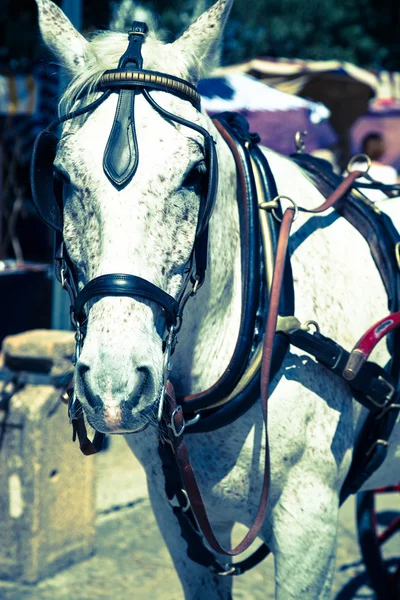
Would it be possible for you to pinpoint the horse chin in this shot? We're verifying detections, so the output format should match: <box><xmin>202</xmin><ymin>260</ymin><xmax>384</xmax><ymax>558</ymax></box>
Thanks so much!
<box><xmin>84</xmin><ymin>403</ymin><xmax>158</xmax><ymax>435</ymax></box>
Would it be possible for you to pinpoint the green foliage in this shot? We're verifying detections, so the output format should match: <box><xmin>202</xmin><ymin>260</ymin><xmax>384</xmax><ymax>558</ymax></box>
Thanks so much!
<box><xmin>144</xmin><ymin>0</ymin><xmax>399</xmax><ymax>70</ymax></box>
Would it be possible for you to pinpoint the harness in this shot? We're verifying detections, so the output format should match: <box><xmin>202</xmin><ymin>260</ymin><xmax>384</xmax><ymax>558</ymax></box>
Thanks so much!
<box><xmin>30</xmin><ymin>22</ymin><xmax>400</xmax><ymax>577</ymax></box>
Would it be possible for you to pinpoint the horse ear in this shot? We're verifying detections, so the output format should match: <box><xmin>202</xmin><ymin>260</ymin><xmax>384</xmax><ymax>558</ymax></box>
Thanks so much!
<box><xmin>35</xmin><ymin>0</ymin><xmax>89</xmax><ymax>74</ymax></box>
<box><xmin>172</xmin><ymin>0</ymin><xmax>234</xmax><ymax>84</ymax></box>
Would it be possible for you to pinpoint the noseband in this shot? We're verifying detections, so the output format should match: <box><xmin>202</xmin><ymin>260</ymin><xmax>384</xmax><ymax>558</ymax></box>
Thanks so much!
<box><xmin>31</xmin><ymin>21</ymin><xmax>219</xmax><ymax>419</ymax></box>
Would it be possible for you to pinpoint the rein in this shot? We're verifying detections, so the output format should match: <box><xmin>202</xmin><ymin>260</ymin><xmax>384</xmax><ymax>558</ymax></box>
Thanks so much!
<box><xmin>160</xmin><ymin>141</ymin><xmax>369</xmax><ymax>558</ymax></box>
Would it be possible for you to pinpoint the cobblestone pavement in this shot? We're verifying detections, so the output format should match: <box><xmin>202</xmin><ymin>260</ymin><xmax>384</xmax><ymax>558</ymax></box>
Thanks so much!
<box><xmin>0</xmin><ymin>437</ymin><xmax>398</xmax><ymax>600</ymax></box>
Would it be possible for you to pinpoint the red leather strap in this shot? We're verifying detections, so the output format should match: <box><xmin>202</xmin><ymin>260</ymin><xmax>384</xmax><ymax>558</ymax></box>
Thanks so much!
<box><xmin>164</xmin><ymin>208</ymin><xmax>296</xmax><ymax>556</ymax></box>
<box><xmin>301</xmin><ymin>170</ymin><xmax>362</xmax><ymax>214</ymax></box>
<box><xmin>163</xmin><ymin>169</ymin><xmax>359</xmax><ymax>555</ymax></box>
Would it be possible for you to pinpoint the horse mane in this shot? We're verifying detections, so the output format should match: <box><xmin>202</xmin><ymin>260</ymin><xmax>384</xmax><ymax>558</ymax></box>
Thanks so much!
<box><xmin>59</xmin><ymin>30</ymin><xmax>166</xmax><ymax>115</ymax></box>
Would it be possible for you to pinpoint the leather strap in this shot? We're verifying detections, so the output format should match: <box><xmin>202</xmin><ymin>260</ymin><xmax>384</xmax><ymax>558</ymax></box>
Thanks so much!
<box><xmin>142</xmin><ymin>90</ymin><xmax>218</xmax><ymax>238</ymax></box>
<box><xmin>100</xmin><ymin>69</ymin><xmax>201</xmax><ymax>110</ymax></box>
<box><xmin>299</xmin><ymin>170</ymin><xmax>363</xmax><ymax>214</ymax></box>
<box><xmin>180</xmin><ymin>116</ymin><xmax>261</xmax><ymax>410</ymax></box>
<box><xmin>73</xmin><ymin>273</ymin><xmax>179</xmax><ymax>326</ymax></box>
<box><xmin>163</xmin><ymin>171</ymin><xmax>359</xmax><ymax>555</ymax></box>
<box><xmin>164</xmin><ymin>209</ymin><xmax>296</xmax><ymax>556</ymax></box>
<box><xmin>103</xmin><ymin>87</ymin><xmax>139</xmax><ymax>189</ymax></box>
<box><xmin>103</xmin><ymin>22</ymin><xmax>148</xmax><ymax>189</ymax></box>
<box><xmin>186</xmin><ymin>143</ymin><xmax>294</xmax><ymax>432</ymax></box>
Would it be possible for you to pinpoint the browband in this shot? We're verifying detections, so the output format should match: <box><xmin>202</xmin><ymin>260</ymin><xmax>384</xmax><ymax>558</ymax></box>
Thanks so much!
<box><xmin>99</xmin><ymin>70</ymin><xmax>201</xmax><ymax>110</ymax></box>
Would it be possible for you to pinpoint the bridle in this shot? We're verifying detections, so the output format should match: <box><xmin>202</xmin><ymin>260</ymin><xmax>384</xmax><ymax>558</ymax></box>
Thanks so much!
<box><xmin>31</xmin><ymin>21</ymin><xmax>218</xmax><ymax>422</ymax></box>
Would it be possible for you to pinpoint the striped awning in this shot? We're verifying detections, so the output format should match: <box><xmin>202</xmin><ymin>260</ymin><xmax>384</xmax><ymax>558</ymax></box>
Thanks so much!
<box><xmin>214</xmin><ymin>57</ymin><xmax>379</xmax><ymax>98</ymax></box>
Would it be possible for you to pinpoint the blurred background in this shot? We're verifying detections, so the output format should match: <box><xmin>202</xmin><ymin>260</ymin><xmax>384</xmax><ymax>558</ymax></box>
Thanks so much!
<box><xmin>0</xmin><ymin>0</ymin><xmax>399</xmax><ymax>340</ymax></box>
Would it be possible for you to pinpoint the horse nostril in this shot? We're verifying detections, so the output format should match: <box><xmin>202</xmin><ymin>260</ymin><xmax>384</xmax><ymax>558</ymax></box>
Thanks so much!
<box><xmin>124</xmin><ymin>366</ymin><xmax>151</xmax><ymax>411</ymax></box>
<box><xmin>76</xmin><ymin>362</ymin><xmax>100</xmax><ymax>410</ymax></box>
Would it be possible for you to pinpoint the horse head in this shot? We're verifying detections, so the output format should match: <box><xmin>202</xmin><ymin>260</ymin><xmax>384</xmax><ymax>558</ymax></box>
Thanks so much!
<box><xmin>35</xmin><ymin>0</ymin><xmax>234</xmax><ymax>433</ymax></box>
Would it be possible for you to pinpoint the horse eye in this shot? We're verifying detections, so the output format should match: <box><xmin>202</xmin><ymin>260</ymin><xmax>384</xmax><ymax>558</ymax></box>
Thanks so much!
<box><xmin>182</xmin><ymin>162</ymin><xmax>206</xmax><ymax>191</ymax></box>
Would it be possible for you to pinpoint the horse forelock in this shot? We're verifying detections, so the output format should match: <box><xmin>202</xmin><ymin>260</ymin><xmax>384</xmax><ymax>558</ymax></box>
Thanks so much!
<box><xmin>59</xmin><ymin>30</ymin><xmax>198</xmax><ymax>116</ymax></box>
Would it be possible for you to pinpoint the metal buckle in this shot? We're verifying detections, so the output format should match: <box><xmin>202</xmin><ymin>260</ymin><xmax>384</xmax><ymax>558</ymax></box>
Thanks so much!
<box><xmin>167</xmin><ymin>406</ymin><xmax>201</xmax><ymax>437</ymax></box>
<box><xmin>168</xmin><ymin>489</ymin><xmax>191</xmax><ymax>512</ymax></box>
<box><xmin>168</xmin><ymin>405</ymin><xmax>185</xmax><ymax>437</ymax></box>
<box><xmin>367</xmin><ymin>376</ymin><xmax>395</xmax><ymax>410</ymax></box>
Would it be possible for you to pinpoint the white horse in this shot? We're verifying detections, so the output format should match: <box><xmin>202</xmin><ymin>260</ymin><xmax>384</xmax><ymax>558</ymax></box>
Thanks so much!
<box><xmin>36</xmin><ymin>0</ymin><xmax>399</xmax><ymax>598</ymax></box>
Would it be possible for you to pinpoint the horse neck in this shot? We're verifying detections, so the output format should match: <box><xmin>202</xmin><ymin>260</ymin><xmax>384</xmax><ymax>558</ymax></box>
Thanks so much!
<box><xmin>172</xmin><ymin>126</ymin><xmax>242</xmax><ymax>394</ymax></box>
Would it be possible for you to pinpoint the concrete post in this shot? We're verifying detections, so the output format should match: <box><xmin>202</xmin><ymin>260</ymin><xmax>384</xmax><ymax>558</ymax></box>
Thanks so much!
<box><xmin>0</xmin><ymin>330</ymin><xmax>95</xmax><ymax>583</ymax></box>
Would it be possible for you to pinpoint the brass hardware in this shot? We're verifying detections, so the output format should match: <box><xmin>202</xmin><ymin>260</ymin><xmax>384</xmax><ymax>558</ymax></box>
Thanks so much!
<box><xmin>343</xmin><ymin>349</ymin><xmax>366</xmax><ymax>381</ymax></box>
<box><xmin>347</xmin><ymin>153</ymin><xmax>371</xmax><ymax>177</ymax></box>
<box><xmin>271</xmin><ymin>196</ymin><xmax>299</xmax><ymax>222</ymax></box>
<box><xmin>295</xmin><ymin>131</ymin><xmax>308</xmax><ymax>153</ymax></box>
<box><xmin>128</xmin><ymin>30</ymin><xmax>147</xmax><ymax>37</ymax></box>
<box><xmin>192</xmin><ymin>279</ymin><xmax>200</xmax><ymax>295</ymax></box>
<box><xmin>276</xmin><ymin>316</ymin><xmax>302</xmax><ymax>334</ymax></box>
<box><xmin>373</xmin><ymin>204</ymin><xmax>382</xmax><ymax>215</ymax></box>
<box><xmin>396</xmin><ymin>242</ymin><xmax>400</xmax><ymax>270</ymax></box>
<box><xmin>259</xmin><ymin>201</ymin><xmax>279</xmax><ymax>211</ymax></box>
<box><xmin>219</xmin><ymin>566</ymin><xmax>237</xmax><ymax>576</ymax></box>
<box><xmin>99</xmin><ymin>72</ymin><xmax>201</xmax><ymax>106</ymax></box>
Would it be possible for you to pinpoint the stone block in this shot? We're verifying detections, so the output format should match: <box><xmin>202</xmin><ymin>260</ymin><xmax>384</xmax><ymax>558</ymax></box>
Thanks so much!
<box><xmin>0</xmin><ymin>330</ymin><xmax>95</xmax><ymax>583</ymax></box>
<box><xmin>3</xmin><ymin>330</ymin><xmax>75</xmax><ymax>377</ymax></box>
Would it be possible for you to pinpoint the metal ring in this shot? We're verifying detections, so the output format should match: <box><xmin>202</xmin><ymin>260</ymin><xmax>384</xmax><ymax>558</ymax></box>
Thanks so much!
<box><xmin>167</xmin><ymin>405</ymin><xmax>186</xmax><ymax>438</ymax></box>
<box><xmin>271</xmin><ymin>196</ymin><xmax>299</xmax><ymax>222</ymax></box>
<box><xmin>302</xmin><ymin>320</ymin><xmax>320</xmax><ymax>334</ymax></box>
<box><xmin>347</xmin><ymin>154</ymin><xmax>372</xmax><ymax>176</ymax></box>
<box><xmin>168</xmin><ymin>489</ymin><xmax>191</xmax><ymax>512</ymax></box>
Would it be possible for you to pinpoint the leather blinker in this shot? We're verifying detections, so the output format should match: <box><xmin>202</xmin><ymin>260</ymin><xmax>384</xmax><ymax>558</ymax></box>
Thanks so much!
<box><xmin>103</xmin><ymin>22</ymin><xmax>149</xmax><ymax>190</ymax></box>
